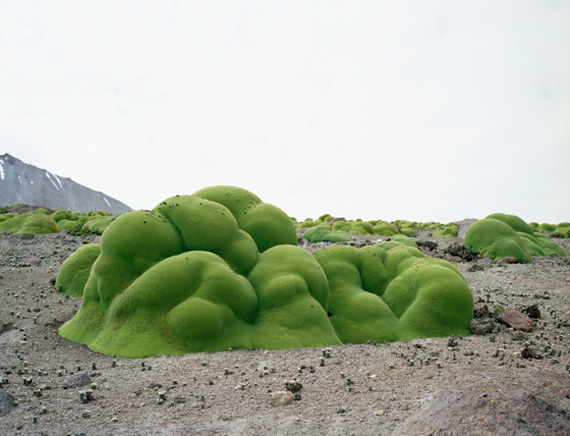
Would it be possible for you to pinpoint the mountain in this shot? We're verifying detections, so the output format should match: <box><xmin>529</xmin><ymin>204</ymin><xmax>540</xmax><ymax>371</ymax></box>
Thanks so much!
<box><xmin>0</xmin><ymin>153</ymin><xmax>132</xmax><ymax>214</ymax></box>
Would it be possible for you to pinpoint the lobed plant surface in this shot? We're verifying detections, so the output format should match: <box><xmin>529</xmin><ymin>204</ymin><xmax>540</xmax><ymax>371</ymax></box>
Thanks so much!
<box><xmin>55</xmin><ymin>186</ymin><xmax>474</xmax><ymax>357</ymax></box>
<box><xmin>464</xmin><ymin>213</ymin><xmax>567</xmax><ymax>263</ymax></box>
<box><xmin>0</xmin><ymin>206</ymin><xmax>118</xmax><ymax>236</ymax></box>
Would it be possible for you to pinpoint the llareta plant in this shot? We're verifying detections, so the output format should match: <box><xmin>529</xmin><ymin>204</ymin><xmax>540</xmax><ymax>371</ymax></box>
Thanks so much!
<box><xmin>464</xmin><ymin>213</ymin><xmax>567</xmax><ymax>263</ymax></box>
<box><xmin>56</xmin><ymin>186</ymin><xmax>473</xmax><ymax>357</ymax></box>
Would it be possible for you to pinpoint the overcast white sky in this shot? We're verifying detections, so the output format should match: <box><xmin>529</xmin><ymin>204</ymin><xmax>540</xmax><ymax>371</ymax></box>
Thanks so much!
<box><xmin>1</xmin><ymin>1</ymin><xmax>569</xmax><ymax>223</ymax></box>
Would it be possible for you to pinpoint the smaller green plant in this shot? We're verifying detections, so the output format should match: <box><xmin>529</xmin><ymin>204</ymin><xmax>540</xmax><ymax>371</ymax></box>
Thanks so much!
<box><xmin>493</xmin><ymin>305</ymin><xmax>505</xmax><ymax>315</ymax></box>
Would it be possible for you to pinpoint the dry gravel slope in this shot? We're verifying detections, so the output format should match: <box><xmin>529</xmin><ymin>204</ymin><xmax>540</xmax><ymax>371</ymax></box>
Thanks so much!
<box><xmin>0</xmin><ymin>229</ymin><xmax>569</xmax><ymax>436</ymax></box>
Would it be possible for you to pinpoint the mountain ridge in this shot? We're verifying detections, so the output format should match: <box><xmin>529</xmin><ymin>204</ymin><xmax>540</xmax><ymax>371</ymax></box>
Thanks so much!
<box><xmin>0</xmin><ymin>153</ymin><xmax>131</xmax><ymax>214</ymax></box>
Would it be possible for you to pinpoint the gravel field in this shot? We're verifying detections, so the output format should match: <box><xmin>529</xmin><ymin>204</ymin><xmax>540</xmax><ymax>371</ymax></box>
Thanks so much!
<box><xmin>1</xmin><ymin>229</ymin><xmax>569</xmax><ymax>435</ymax></box>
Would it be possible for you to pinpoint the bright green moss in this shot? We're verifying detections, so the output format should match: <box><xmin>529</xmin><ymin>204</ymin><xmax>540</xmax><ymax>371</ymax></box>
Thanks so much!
<box><xmin>314</xmin><ymin>243</ymin><xmax>473</xmax><ymax>344</ymax></box>
<box><xmin>552</xmin><ymin>227</ymin><xmax>570</xmax><ymax>238</ymax></box>
<box><xmin>57</xmin><ymin>186</ymin><xmax>475</xmax><ymax>357</ymax></box>
<box><xmin>433</xmin><ymin>223</ymin><xmax>459</xmax><ymax>238</ymax></box>
<box><xmin>376</xmin><ymin>235</ymin><xmax>418</xmax><ymax>251</ymax></box>
<box><xmin>296</xmin><ymin>218</ymin><xmax>320</xmax><ymax>229</ymax></box>
<box><xmin>348</xmin><ymin>221</ymin><xmax>374</xmax><ymax>235</ymax></box>
<box><xmin>0</xmin><ymin>213</ymin><xmax>15</xmax><ymax>223</ymax></box>
<box><xmin>486</xmin><ymin>213</ymin><xmax>534</xmax><ymax>235</ymax></box>
<box><xmin>414</xmin><ymin>221</ymin><xmax>444</xmax><ymax>230</ymax></box>
<box><xmin>399</xmin><ymin>227</ymin><xmax>416</xmax><ymax>237</ymax></box>
<box><xmin>80</xmin><ymin>215</ymin><xmax>115</xmax><ymax>235</ymax></box>
<box><xmin>537</xmin><ymin>223</ymin><xmax>556</xmax><ymax>233</ymax></box>
<box><xmin>318</xmin><ymin>214</ymin><xmax>334</xmax><ymax>223</ymax></box>
<box><xmin>58</xmin><ymin>186</ymin><xmax>318</xmax><ymax>356</ymax></box>
<box><xmin>332</xmin><ymin>221</ymin><xmax>351</xmax><ymax>232</ymax></box>
<box><xmin>51</xmin><ymin>209</ymin><xmax>78</xmax><ymax>222</ymax></box>
<box><xmin>55</xmin><ymin>244</ymin><xmax>101</xmax><ymax>297</ymax></box>
<box><xmin>464</xmin><ymin>214</ymin><xmax>567</xmax><ymax>262</ymax></box>
<box><xmin>0</xmin><ymin>211</ymin><xmax>59</xmax><ymax>234</ymax></box>
<box><xmin>302</xmin><ymin>225</ymin><xmax>351</xmax><ymax>243</ymax></box>
<box><xmin>193</xmin><ymin>186</ymin><xmax>297</xmax><ymax>252</ymax></box>
<box><xmin>372</xmin><ymin>222</ymin><xmax>399</xmax><ymax>236</ymax></box>
<box><xmin>57</xmin><ymin>219</ymin><xmax>80</xmax><ymax>232</ymax></box>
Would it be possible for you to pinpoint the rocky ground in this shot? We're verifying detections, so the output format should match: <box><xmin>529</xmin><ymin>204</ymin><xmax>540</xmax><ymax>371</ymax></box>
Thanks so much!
<box><xmin>0</xmin><ymin>227</ymin><xmax>569</xmax><ymax>435</ymax></box>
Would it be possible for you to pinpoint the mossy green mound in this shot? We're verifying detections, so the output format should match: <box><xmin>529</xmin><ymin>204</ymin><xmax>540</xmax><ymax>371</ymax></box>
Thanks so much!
<box><xmin>55</xmin><ymin>244</ymin><xmax>102</xmax><ymax>297</ymax></box>
<box><xmin>371</xmin><ymin>222</ymin><xmax>399</xmax><ymax>236</ymax></box>
<box><xmin>0</xmin><ymin>209</ymin><xmax>59</xmax><ymax>234</ymax></box>
<box><xmin>552</xmin><ymin>225</ymin><xmax>570</xmax><ymax>239</ymax></box>
<box><xmin>0</xmin><ymin>207</ymin><xmax>117</xmax><ymax>236</ymax></box>
<box><xmin>314</xmin><ymin>242</ymin><xmax>473</xmax><ymax>343</ymax></box>
<box><xmin>193</xmin><ymin>185</ymin><xmax>297</xmax><ymax>252</ymax></box>
<box><xmin>57</xmin><ymin>186</ymin><xmax>475</xmax><ymax>357</ymax></box>
<box><xmin>58</xmin><ymin>186</ymin><xmax>331</xmax><ymax>356</ymax></box>
<box><xmin>376</xmin><ymin>235</ymin><xmax>418</xmax><ymax>251</ymax></box>
<box><xmin>464</xmin><ymin>214</ymin><xmax>567</xmax><ymax>262</ymax></box>
<box><xmin>433</xmin><ymin>223</ymin><xmax>459</xmax><ymax>238</ymax></box>
<box><xmin>0</xmin><ymin>213</ymin><xmax>16</xmax><ymax>223</ymax></box>
<box><xmin>302</xmin><ymin>225</ymin><xmax>351</xmax><ymax>243</ymax></box>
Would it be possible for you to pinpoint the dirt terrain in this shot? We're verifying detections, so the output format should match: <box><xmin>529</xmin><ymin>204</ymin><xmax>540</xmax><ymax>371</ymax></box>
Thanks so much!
<box><xmin>1</xmin><ymin>227</ymin><xmax>569</xmax><ymax>435</ymax></box>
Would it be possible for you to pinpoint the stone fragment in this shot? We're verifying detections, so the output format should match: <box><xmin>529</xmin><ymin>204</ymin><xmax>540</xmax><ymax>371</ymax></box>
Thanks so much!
<box><xmin>497</xmin><ymin>308</ymin><xmax>533</xmax><ymax>332</ymax></box>
<box><xmin>469</xmin><ymin>319</ymin><xmax>498</xmax><ymax>335</ymax></box>
<box><xmin>284</xmin><ymin>380</ymin><xmax>303</xmax><ymax>393</ymax></box>
<box><xmin>446</xmin><ymin>243</ymin><xmax>477</xmax><ymax>261</ymax></box>
<box><xmin>21</xmin><ymin>257</ymin><xmax>41</xmax><ymax>266</ymax></box>
<box><xmin>270</xmin><ymin>391</ymin><xmax>295</xmax><ymax>407</ymax></box>
<box><xmin>523</xmin><ymin>304</ymin><xmax>541</xmax><ymax>319</ymax></box>
<box><xmin>0</xmin><ymin>389</ymin><xmax>17</xmax><ymax>416</ymax></box>
<box><xmin>393</xmin><ymin>374</ymin><xmax>569</xmax><ymax>435</ymax></box>
<box><xmin>63</xmin><ymin>372</ymin><xmax>91</xmax><ymax>389</ymax></box>
<box><xmin>521</xmin><ymin>346</ymin><xmax>543</xmax><ymax>359</ymax></box>
<box><xmin>511</xmin><ymin>331</ymin><xmax>526</xmax><ymax>341</ymax></box>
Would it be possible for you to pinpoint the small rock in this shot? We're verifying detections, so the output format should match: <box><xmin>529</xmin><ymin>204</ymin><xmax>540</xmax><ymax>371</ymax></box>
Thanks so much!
<box><xmin>523</xmin><ymin>304</ymin><xmax>541</xmax><ymax>319</ymax></box>
<box><xmin>503</xmin><ymin>256</ymin><xmax>518</xmax><ymax>264</ymax></box>
<box><xmin>21</xmin><ymin>257</ymin><xmax>41</xmax><ymax>266</ymax></box>
<box><xmin>469</xmin><ymin>319</ymin><xmax>498</xmax><ymax>335</ymax></box>
<box><xmin>446</xmin><ymin>244</ymin><xmax>477</xmax><ymax>261</ymax></box>
<box><xmin>270</xmin><ymin>391</ymin><xmax>295</xmax><ymax>407</ymax></box>
<box><xmin>63</xmin><ymin>373</ymin><xmax>91</xmax><ymax>389</ymax></box>
<box><xmin>0</xmin><ymin>389</ymin><xmax>17</xmax><ymax>416</ymax></box>
<box><xmin>0</xmin><ymin>322</ymin><xmax>14</xmax><ymax>335</ymax></box>
<box><xmin>511</xmin><ymin>331</ymin><xmax>526</xmax><ymax>341</ymax></box>
<box><xmin>79</xmin><ymin>390</ymin><xmax>94</xmax><ymax>403</ymax></box>
<box><xmin>521</xmin><ymin>346</ymin><xmax>543</xmax><ymax>359</ymax></box>
<box><xmin>497</xmin><ymin>308</ymin><xmax>533</xmax><ymax>332</ymax></box>
<box><xmin>284</xmin><ymin>380</ymin><xmax>303</xmax><ymax>393</ymax></box>
<box><xmin>417</xmin><ymin>240</ymin><xmax>437</xmax><ymax>251</ymax></box>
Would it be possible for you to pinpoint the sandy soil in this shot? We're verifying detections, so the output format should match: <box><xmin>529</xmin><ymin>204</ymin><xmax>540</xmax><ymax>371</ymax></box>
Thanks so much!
<box><xmin>0</xmin><ymin>229</ymin><xmax>569</xmax><ymax>435</ymax></box>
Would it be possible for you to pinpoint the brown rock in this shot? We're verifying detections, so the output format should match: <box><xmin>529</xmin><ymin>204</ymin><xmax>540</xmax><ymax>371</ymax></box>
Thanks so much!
<box><xmin>269</xmin><ymin>391</ymin><xmax>295</xmax><ymax>407</ymax></box>
<box><xmin>21</xmin><ymin>257</ymin><xmax>41</xmax><ymax>266</ymax></box>
<box><xmin>63</xmin><ymin>373</ymin><xmax>91</xmax><ymax>389</ymax></box>
<box><xmin>511</xmin><ymin>331</ymin><xmax>526</xmax><ymax>341</ymax></box>
<box><xmin>393</xmin><ymin>374</ymin><xmax>570</xmax><ymax>436</ymax></box>
<box><xmin>497</xmin><ymin>308</ymin><xmax>533</xmax><ymax>332</ymax></box>
<box><xmin>521</xmin><ymin>346</ymin><xmax>543</xmax><ymax>359</ymax></box>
